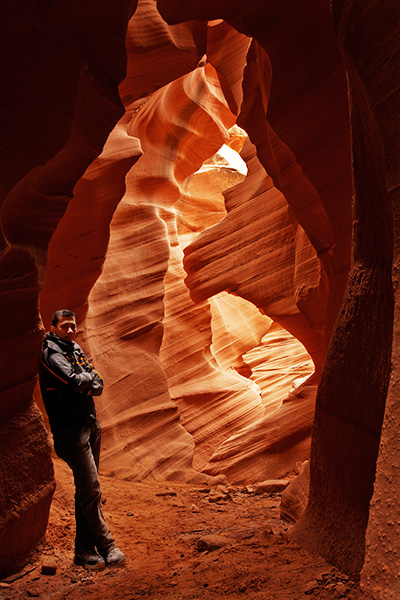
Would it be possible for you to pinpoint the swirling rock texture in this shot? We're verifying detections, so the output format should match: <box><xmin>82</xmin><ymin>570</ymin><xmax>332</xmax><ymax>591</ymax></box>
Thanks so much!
<box><xmin>0</xmin><ymin>0</ymin><xmax>138</xmax><ymax>577</ymax></box>
<box><xmin>1</xmin><ymin>2</ymin><xmax>399</xmax><ymax>598</ymax></box>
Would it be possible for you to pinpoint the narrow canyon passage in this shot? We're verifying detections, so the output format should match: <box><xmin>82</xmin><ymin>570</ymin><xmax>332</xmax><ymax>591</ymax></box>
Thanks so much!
<box><xmin>1</xmin><ymin>2</ymin><xmax>399</xmax><ymax>599</ymax></box>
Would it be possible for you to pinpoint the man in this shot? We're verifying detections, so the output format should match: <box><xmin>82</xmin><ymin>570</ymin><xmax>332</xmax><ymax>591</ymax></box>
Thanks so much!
<box><xmin>39</xmin><ymin>309</ymin><xmax>126</xmax><ymax>570</ymax></box>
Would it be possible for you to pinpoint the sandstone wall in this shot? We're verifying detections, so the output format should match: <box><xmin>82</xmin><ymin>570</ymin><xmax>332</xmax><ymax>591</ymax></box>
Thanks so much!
<box><xmin>38</xmin><ymin>7</ymin><xmax>333</xmax><ymax>487</ymax></box>
<box><xmin>4</xmin><ymin>1</ymin><xmax>397</xmax><ymax>593</ymax></box>
<box><xmin>1</xmin><ymin>0</ymin><xmax>350</xmax><ymax>577</ymax></box>
<box><xmin>331</xmin><ymin>1</ymin><xmax>400</xmax><ymax>596</ymax></box>
<box><xmin>291</xmin><ymin>1</ymin><xmax>398</xmax><ymax>586</ymax></box>
<box><xmin>0</xmin><ymin>0</ymin><xmax>137</xmax><ymax>577</ymax></box>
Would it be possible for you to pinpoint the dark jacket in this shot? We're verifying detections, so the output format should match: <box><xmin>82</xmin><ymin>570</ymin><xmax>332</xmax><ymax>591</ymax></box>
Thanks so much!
<box><xmin>39</xmin><ymin>332</ymin><xmax>103</xmax><ymax>433</ymax></box>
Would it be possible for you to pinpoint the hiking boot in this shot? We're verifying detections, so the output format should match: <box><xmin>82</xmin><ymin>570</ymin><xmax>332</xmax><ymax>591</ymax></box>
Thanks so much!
<box><xmin>101</xmin><ymin>546</ymin><xmax>126</xmax><ymax>567</ymax></box>
<box><xmin>74</xmin><ymin>550</ymin><xmax>105</xmax><ymax>570</ymax></box>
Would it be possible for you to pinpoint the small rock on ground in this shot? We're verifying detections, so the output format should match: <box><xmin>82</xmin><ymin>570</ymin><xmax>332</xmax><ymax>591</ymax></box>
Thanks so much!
<box><xmin>41</xmin><ymin>563</ymin><xmax>57</xmax><ymax>575</ymax></box>
<box><xmin>255</xmin><ymin>480</ymin><xmax>290</xmax><ymax>494</ymax></box>
<box><xmin>304</xmin><ymin>579</ymin><xmax>319</xmax><ymax>594</ymax></box>
<box><xmin>197</xmin><ymin>534</ymin><xmax>230</xmax><ymax>552</ymax></box>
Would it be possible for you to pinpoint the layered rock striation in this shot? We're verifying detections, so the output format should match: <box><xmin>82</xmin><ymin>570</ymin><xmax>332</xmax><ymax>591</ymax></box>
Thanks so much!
<box><xmin>0</xmin><ymin>0</ymin><xmax>137</xmax><ymax>577</ymax></box>
<box><xmin>3</xmin><ymin>2</ymin><xmax>398</xmax><ymax>597</ymax></box>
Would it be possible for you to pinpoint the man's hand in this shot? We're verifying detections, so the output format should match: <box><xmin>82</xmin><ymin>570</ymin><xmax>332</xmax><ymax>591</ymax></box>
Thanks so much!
<box><xmin>91</xmin><ymin>371</ymin><xmax>104</xmax><ymax>396</ymax></box>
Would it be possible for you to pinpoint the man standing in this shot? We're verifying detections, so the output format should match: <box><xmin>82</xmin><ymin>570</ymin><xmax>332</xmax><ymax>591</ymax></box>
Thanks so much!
<box><xmin>39</xmin><ymin>309</ymin><xmax>126</xmax><ymax>570</ymax></box>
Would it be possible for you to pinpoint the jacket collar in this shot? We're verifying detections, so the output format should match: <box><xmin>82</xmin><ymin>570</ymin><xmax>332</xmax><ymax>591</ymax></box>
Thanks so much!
<box><xmin>44</xmin><ymin>331</ymin><xmax>77</xmax><ymax>353</ymax></box>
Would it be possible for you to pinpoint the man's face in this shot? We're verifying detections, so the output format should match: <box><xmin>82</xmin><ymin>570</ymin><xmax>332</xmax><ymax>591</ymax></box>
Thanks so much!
<box><xmin>51</xmin><ymin>316</ymin><xmax>77</xmax><ymax>342</ymax></box>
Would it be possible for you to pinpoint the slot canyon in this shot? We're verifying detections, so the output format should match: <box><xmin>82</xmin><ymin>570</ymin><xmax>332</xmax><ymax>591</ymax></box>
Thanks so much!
<box><xmin>0</xmin><ymin>1</ymin><xmax>399</xmax><ymax>599</ymax></box>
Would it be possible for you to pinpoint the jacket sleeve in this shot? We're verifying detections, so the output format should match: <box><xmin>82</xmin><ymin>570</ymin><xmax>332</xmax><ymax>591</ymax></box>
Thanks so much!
<box><xmin>42</xmin><ymin>348</ymin><xmax>94</xmax><ymax>392</ymax></box>
<box><xmin>78</xmin><ymin>352</ymin><xmax>104</xmax><ymax>396</ymax></box>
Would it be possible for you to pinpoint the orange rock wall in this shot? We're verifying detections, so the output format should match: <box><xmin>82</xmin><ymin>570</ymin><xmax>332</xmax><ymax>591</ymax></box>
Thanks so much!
<box><xmin>0</xmin><ymin>0</ymin><xmax>137</xmax><ymax>577</ymax></box>
<box><xmin>38</xmin><ymin>8</ymin><xmax>329</xmax><ymax>488</ymax></box>
<box><xmin>158</xmin><ymin>0</ymin><xmax>353</xmax><ymax>341</ymax></box>
<box><xmin>3</xmin><ymin>1</ymin><xmax>398</xmax><ymax>595</ymax></box>
<box><xmin>156</xmin><ymin>0</ymin><xmax>353</xmax><ymax>491</ymax></box>
<box><xmin>1</xmin><ymin>0</ymin><xmax>351</xmax><ymax>576</ymax></box>
<box><xmin>293</xmin><ymin>0</ymin><xmax>398</xmax><ymax>587</ymax></box>
<box><xmin>331</xmin><ymin>1</ymin><xmax>400</xmax><ymax>596</ymax></box>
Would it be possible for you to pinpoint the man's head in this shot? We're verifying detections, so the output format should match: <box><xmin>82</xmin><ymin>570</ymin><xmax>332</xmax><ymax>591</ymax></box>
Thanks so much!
<box><xmin>51</xmin><ymin>309</ymin><xmax>77</xmax><ymax>342</ymax></box>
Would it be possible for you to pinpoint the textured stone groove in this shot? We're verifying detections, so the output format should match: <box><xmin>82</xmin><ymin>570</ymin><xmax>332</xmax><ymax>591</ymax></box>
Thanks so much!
<box><xmin>84</xmin><ymin>58</ymin><xmax>238</xmax><ymax>480</ymax></box>
<box><xmin>184</xmin><ymin>137</ymin><xmax>326</xmax><ymax>371</ymax></box>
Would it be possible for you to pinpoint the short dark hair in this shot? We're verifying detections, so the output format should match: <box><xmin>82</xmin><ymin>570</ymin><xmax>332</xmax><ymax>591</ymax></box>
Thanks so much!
<box><xmin>52</xmin><ymin>310</ymin><xmax>76</xmax><ymax>327</ymax></box>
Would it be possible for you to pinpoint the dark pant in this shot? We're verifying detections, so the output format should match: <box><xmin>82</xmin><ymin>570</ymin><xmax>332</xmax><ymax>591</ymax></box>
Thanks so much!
<box><xmin>53</xmin><ymin>420</ymin><xmax>115</xmax><ymax>555</ymax></box>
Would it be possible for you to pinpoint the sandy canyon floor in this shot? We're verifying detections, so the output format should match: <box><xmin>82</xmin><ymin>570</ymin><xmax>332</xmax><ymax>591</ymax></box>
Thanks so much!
<box><xmin>1</xmin><ymin>460</ymin><xmax>366</xmax><ymax>600</ymax></box>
